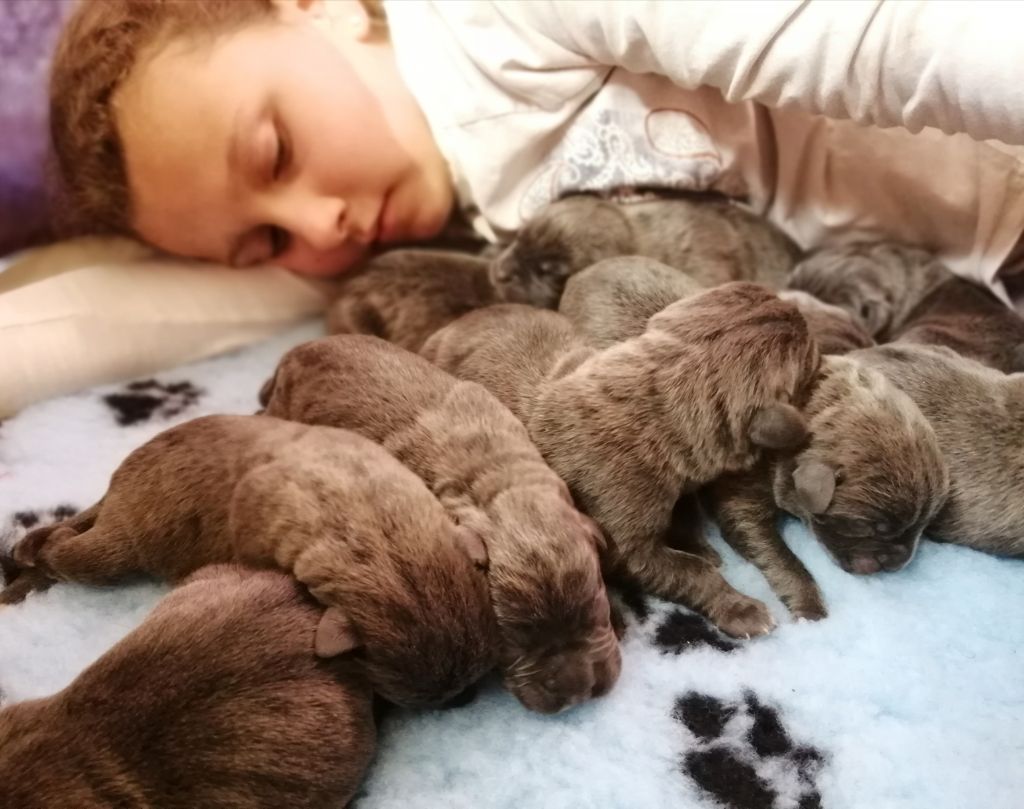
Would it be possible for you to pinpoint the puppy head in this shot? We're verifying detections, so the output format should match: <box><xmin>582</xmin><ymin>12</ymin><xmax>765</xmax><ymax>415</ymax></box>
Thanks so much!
<box><xmin>490</xmin><ymin>196</ymin><xmax>635</xmax><ymax>308</ymax></box>
<box><xmin>325</xmin><ymin>249</ymin><xmax>494</xmax><ymax>352</ymax></box>
<box><xmin>787</xmin><ymin>242</ymin><xmax>945</xmax><ymax>337</ymax></box>
<box><xmin>647</xmin><ymin>282</ymin><xmax>820</xmax><ymax>457</ymax></box>
<box><xmin>774</xmin><ymin>356</ymin><xmax>949</xmax><ymax>574</ymax></box>
<box><xmin>311</xmin><ymin>516</ymin><xmax>499</xmax><ymax>709</ymax></box>
<box><xmin>486</xmin><ymin>484</ymin><xmax>621</xmax><ymax>714</ymax></box>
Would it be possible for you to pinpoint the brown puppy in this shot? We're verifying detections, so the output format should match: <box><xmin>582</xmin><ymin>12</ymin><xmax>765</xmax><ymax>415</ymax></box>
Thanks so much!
<box><xmin>778</xmin><ymin>290</ymin><xmax>876</xmax><ymax>355</ymax></box>
<box><xmin>326</xmin><ymin>248</ymin><xmax>497</xmax><ymax>352</ymax></box>
<box><xmin>260</xmin><ymin>336</ymin><xmax>619</xmax><ymax>715</ymax></box>
<box><xmin>6</xmin><ymin>415</ymin><xmax>496</xmax><ymax>708</ymax></box>
<box><xmin>853</xmin><ymin>344</ymin><xmax>1024</xmax><ymax>555</ymax></box>
<box><xmin>558</xmin><ymin>256</ymin><xmax>705</xmax><ymax>350</ymax></box>
<box><xmin>0</xmin><ymin>565</ymin><xmax>376</xmax><ymax>809</ymax></box>
<box><xmin>785</xmin><ymin>241</ymin><xmax>951</xmax><ymax>339</ymax></box>
<box><xmin>491</xmin><ymin>193</ymin><xmax>801</xmax><ymax>308</ymax></box>
<box><xmin>891</xmin><ymin>277</ymin><xmax>1024</xmax><ymax>373</ymax></box>
<box><xmin>424</xmin><ymin>284</ymin><xmax>819</xmax><ymax>637</ymax></box>
<box><xmin>709</xmin><ymin>355</ymin><xmax>949</xmax><ymax>619</ymax></box>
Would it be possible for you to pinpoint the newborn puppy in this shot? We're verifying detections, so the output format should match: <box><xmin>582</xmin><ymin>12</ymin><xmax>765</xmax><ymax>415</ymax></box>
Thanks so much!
<box><xmin>708</xmin><ymin>355</ymin><xmax>949</xmax><ymax>618</ymax></box>
<box><xmin>778</xmin><ymin>290</ymin><xmax>876</xmax><ymax>355</ymax></box>
<box><xmin>891</xmin><ymin>277</ymin><xmax>1024</xmax><ymax>373</ymax></box>
<box><xmin>785</xmin><ymin>241</ymin><xmax>951</xmax><ymax>339</ymax></box>
<box><xmin>6</xmin><ymin>415</ymin><xmax>496</xmax><ymax>708</ymax></box>
<box><xmin>491</xmin><ymin>193</ymin><xmax>802</xmax><ymax>307</ymax></box>
<box><xmin>853</xmin><ymin>344</ymin><xmax>1024</xmax><ymax>555</ymax></box>
<box><xmin>261</xmin><ymin>336</ymin><xmax>619</xmax><ymax>715</ymax></box>
<box><xmin>558</xmin><ymin>256</ymin><xmax>705</xmax><ymax>349</ymax></box>
<box><xmin>425</xmin><ymin>284</ymin><xmax>819</xmax><ymax>637</ymax></box>
<box><xmin>0</xmin><ymin>565</ymin><xmax>376</xmax><ymax>809</ymax></box>
<box><xmin>326</xmin><ymin>248</ymin><xmax>497</xmax><ymax>352</ymax></box>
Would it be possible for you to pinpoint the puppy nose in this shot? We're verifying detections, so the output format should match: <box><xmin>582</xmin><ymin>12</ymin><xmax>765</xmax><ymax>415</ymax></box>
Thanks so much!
<box><xmin>849</xmin><ymin>555</ymin><xmax>881</xmax><ymax>575</ymax></box>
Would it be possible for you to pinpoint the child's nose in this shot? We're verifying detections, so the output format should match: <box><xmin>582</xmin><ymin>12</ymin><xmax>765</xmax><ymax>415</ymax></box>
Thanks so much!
<box><xmin>269</xmin><ymin>191</ymin><xmax>348</xmax><ymax>254</ymax></box>
<box><xmin>294</xmin><ymin>195</ymin><xmax>348</xmax><ymax>253</ymax></box>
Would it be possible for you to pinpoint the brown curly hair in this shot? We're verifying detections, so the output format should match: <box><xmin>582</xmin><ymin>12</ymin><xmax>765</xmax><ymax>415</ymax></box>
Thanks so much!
<box><xmin>48</xmin><ymin>0</ymin><xmax>386</xmax><ymax>238</ymax></box>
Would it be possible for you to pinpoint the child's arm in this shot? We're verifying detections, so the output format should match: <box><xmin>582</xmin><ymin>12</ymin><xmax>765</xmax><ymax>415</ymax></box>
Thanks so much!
<box><xmin>502</xmin><ymin>0</ymin><xmax>1023</xmax><ymax>146</ymax></box>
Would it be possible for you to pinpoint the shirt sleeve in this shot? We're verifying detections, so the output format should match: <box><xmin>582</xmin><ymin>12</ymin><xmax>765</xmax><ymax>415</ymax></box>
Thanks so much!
<box><xmin>501</xmin><ymin>0</ymin><xmax>1024</xmax><ymax>147</ymax></box>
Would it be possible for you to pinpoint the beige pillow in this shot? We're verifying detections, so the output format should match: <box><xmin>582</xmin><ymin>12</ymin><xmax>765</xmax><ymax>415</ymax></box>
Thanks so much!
<box><xmin>0</xmin><ymin>237</ymin><xmax>336</xmax><ymax>417</ymax></box>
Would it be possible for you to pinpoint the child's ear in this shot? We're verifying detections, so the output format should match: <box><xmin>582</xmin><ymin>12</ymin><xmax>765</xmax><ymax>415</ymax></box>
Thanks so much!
<box><xmin>315</xmin><ymin>607</ymin><xmax>361</xmax><ymax>658</ymax></box>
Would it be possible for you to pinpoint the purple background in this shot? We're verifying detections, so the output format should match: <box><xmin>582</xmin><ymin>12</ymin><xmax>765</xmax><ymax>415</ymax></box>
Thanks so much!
<box><xmin>0</xmin><ymin>0</ymin><xmax>76</xmax><ymax>257</ymax></box>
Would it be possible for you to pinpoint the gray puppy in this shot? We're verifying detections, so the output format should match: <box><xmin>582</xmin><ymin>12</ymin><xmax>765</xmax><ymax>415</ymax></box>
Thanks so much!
<box><xmin>557</xmin><ymin>261</ymin><xmax>946</xmax><ymax>618</ymax></box>
<box><xmin>787</xmin><ymin>241</ymin><xmax>1024</xmax><ymax>371</ymax></box>
<box><xmin>491</xmin><ymin>193</ymin><xmax>802</xmax><ymax>308</ymax></box>
<box><xmin>424</xmin><ymin>284</ymin><xmax>819</xmax><ymax>637</ymax></box>
<box><xmin>0</xmin><ymin>565</ymin><xmax>376</xmax><ymax>809</ymax></box>
<box><xmin>260</xmin><ymin>336</ymin><xmax>619</xmax><ymax>715</ymax></box>
<box><xmin>786</xmin><ymin>241</ymin><xmax>951</xmax><ymax>339</ymax></box>
<box><xmin>326</xmin><ymin>248</ymin><xmax>497</xmax><ymax>353</ymax></box>
<box><xmin>853</xmin><ymin>344</ymin><xmax>1024</xmax><ymax>555</ymax></box>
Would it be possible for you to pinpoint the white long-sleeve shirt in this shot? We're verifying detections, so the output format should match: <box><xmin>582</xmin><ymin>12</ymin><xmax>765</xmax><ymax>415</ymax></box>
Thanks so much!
<box><xmin>385</xmin><ymin>0</ymin><xmax>1024</xmax><ymax>302</ymax></box>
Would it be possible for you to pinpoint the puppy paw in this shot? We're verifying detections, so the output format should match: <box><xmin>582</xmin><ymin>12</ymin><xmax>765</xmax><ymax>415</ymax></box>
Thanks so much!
<box><xmin>12</xmin><ymin>523</ymin><xmax>75</xmax><ymax>569</ymax></box>
<box><xmin>789</xmin><ymin>595</ymin><xmax>828</xmax><ymax>622</ymax></box>
<box><xmin>0</xmin><ymin>568</ymin><xmax>55</xmax><ymax>605</ymax></box>
<box><xmin>712</xmin><ymin>595</ymin><xmax>776</xmax><ymax>639</ymax></box>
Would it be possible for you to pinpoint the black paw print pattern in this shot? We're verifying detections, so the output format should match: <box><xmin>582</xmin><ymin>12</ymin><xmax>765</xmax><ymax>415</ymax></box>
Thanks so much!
<box><xmin>2</xmin><ymin>504</ymin><xmax>79</xmax><ymax>554</ymax></box>
<box><xmin>654</xmin><ymin>608</ymin><xmax>740</xmax><ymax>655</ymax></box>
<box><xmin>103</xmin><ymin>379</ymin><xmax>203</xmax><ymax>426</ymax></box>
<box><xmin>674</xmin><ymin>691</ymin><xmax>826</xmax><ymax>809</ymax></box>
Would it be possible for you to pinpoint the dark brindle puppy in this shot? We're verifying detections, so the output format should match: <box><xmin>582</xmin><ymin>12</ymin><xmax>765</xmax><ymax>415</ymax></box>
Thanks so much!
<box><xmin>424</xmin><ymin>284</ymin><xmax>819</xmax><ymax>637</ymax></box>
<box><xmin>853</xmin><ymin>344</ymin><xmax>1024</xmax><ymax>555</ymax></box>
<box><xmin>891</xmin><ymin>277</ymin><xmax>1024</xmax><ymax>373</ymax></box>
<box><xmin>4</xmin><ymin>415</ymin><xmax>496</xmax><ymax>708</ymax></box>
<box><xmin>491</xmin><ymin>193</ymin><xmax>802</xmax><ymax>308</ymax></box>
<box><xmin>787</xmin><ymin>241</ymin><xmax>1024</xmax><ymax>371</ymax></box>
<box><xmin>326</xmin><ymin>248</ymin><xmax>497</xmax><ymax>353</ymax></box>
<box><xmin>552</xmin><ymin>262</ymin><xmax>944</xmax><ymax>619</ymax></box>
<box><xmin>0</xmin><ymin>565</ymin><xmax>376</xmax><ymax>809</ymax></box>
<box><xmin>260</xmin><ymin>336</ymin><xmax>619</xmax><ymax>715</ymax></box>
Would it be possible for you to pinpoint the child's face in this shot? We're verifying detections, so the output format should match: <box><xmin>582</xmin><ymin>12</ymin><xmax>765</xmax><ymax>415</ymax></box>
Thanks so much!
<box><xmin>114</xmin><ymin>1</ymin><xmax>453</xmax><ymax>277</ymax></box>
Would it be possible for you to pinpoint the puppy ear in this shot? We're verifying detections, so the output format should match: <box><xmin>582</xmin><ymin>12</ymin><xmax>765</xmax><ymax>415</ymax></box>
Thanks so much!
<box><xmin>454</xmin><ymin>525</ymin><xmax>489</xmax><ymax>570</ymax></box>
<box><xmin>792</xmin><ymin>460</ymin><xmax>837</xmax><ymax>514</ymax></box>
<box><xmin>748</xmin><ymin>403</ymin><xmax>809</xmax><ymax>450</ymax></box>
<box><xmin>257</xmin><ymin>371</ymin><xmax>278</xmax><ymax>408</ymax></box>
<box><xmin>315</xmin><ymin>607</ymin><xmax>361</xmax><ymax>658</ymax></box>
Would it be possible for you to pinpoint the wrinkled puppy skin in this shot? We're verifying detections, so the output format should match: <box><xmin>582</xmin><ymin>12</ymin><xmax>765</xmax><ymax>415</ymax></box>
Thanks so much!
<box><xmin>326</xmin><ymin>248</ymin><xmax>497</xmax><ymax>353</ymax></box>
<box><xmin>0</xmin><ymin>565</ymin><xmax>376</xmax><ymax>809</ymax></box>
<box><xmin>491</xmin><ymin>193</ymin><xmax>802</xmax><ymax>308</ymax></box>
<box><xmin>426</xmin><ymin>284</ymin><xmax>819</xmax><ymax>638</ymax></box>
<box><xmin>778</xmin><ymin>290</ymin><xmax>876</xmax><ymax>355</ymax></box>
<box><xmin>891</xmin><ymin>277</ymin><xmax>1024</xmax><ymax>373</ymax></box>
<box><xmin>785</xmin><ymin>240</ymin><xmax>951</xmax><ymax>340</ymax></box>
<box><xmin>261</xmin><ymin>336</ymin><xmax>618</xmax><ymax>716</ymax></box>
<box><xmin>6</xmin><ymin>416</ymin><xmax>496</xmax><ymax>709</ymax></box>
<box><xmin>853</xmin><ymin>344</ymin><xmax>1024</xmax><ymax>556</ymax></box>
<box><xmin>558</xmin><ymin>256</ymin><xmax>706</xmax><ymax>350</ymax></box>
